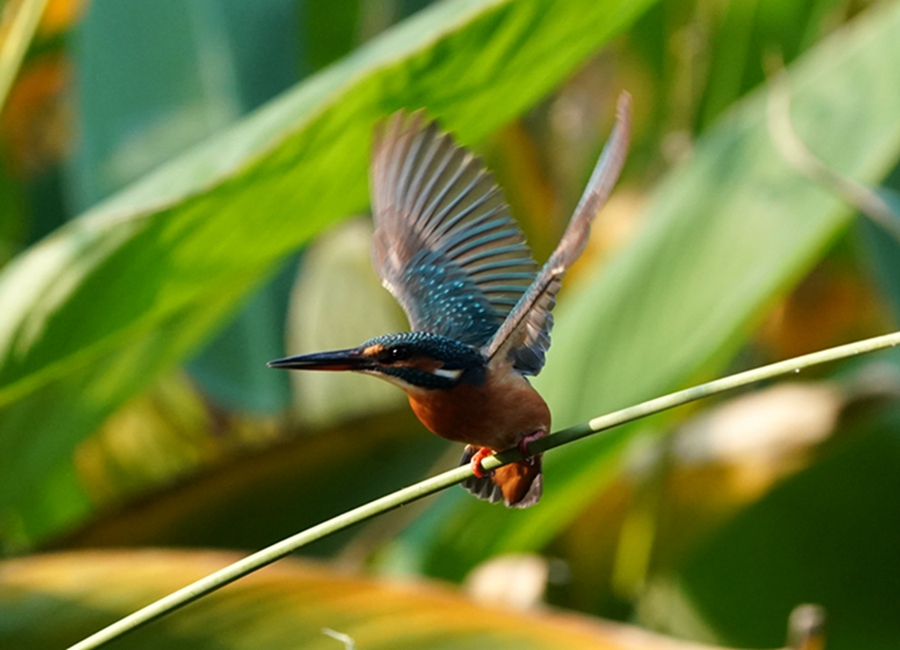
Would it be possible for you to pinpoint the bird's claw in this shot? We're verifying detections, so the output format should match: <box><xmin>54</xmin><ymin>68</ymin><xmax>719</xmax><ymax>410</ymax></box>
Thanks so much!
<box><xmin>468</xmin><ymin>431</ymin><xmax>545</xmax><ymax>477</ymax></box>
<box><xmin>518</xmin><ymin>431</ymin><xmax>546</xmax><ymax>465</ymax></box>
<box><xmin>469</xmin><ymin>447</ymin><xmax>494</xmax><ymax>478</ymax></box>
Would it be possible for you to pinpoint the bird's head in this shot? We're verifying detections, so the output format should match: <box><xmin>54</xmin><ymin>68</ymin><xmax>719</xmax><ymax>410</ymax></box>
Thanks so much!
<box><xmin>268</xmin><ymin>331</ymin><xmax>487</xmax><ymax>391</ymax></box>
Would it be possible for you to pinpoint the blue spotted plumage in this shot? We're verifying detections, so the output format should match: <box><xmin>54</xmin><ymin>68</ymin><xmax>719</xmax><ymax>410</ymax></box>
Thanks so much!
<box><xmin>270</xmin><ymin>94</ymin><xmax>632</xmax><ymax>507</ymax></box>
<box><xmin>370</xmin><ymin>110</ymin><xmax>548</xmax><ymax>372</ymax></box>
<box><xmin>361</xmin><ymin>331</ymin><xmax>487</xmax><ymax>389</ymax></box>
<box><xmin>398</xmin><ymin>252</ymin><xmax>499</xmax><ymax>346</ymax></box>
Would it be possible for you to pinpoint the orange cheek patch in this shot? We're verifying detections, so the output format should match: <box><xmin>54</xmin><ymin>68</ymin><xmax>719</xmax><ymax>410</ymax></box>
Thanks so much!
<box><xmin>384</xmin><ymin>357</ymin><xmax>443</xmax><ymax>373</ymax></box>
<box><xmin>409</xmin><ymin>357</ymin><xmax>442</xmax><ymax>373</ymax></box>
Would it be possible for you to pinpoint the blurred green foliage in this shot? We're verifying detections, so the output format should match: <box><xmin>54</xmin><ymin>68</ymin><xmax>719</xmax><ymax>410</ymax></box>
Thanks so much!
<box><xmin>1</xmin><ymin>0</ymin><xmax>900</xmax><ymax>648</ymax></box>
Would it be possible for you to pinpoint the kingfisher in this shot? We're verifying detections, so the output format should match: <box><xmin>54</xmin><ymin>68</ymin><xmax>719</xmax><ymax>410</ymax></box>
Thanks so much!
<box><xmin>270</xmin><ymin>92</ymin><xmax>631</xmax><ymax>507</ymax></box>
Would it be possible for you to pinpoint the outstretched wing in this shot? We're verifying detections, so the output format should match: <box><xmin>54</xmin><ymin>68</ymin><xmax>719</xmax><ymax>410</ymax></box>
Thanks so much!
<box><xmin>370</xmin><ymin>111</ymin><xmax>538</xmax><ymax>348</ymax></box>
<box><xmin>483</xmin><ymin>91</ymin><xmax>632</xmax><ymax>373</ymax></box>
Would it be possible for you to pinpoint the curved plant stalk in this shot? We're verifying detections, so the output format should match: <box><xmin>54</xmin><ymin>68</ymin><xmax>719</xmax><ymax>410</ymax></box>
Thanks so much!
<box><xmin>68</xmin><ymin>329</ymin><xmax>900</xmax><ymax>650</ymax></box>
<box><xmin>766</xmin><ymin>60</ymin><xmax>900</xmax><ymax>238</ymax></box>
<box><xmin>0</xmin><ymin>0</ymin><xmax>49</xmax><ymax>113</ymax></box>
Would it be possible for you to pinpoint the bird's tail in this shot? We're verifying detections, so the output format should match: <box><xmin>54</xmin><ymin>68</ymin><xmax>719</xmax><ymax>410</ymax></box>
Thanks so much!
<box><xmin>460</xmin><ymin>446</ymin><xmax>543</xmax><ymax>508</ymax></box>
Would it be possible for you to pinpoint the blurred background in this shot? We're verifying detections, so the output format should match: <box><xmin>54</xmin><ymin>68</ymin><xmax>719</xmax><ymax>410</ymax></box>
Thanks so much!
<box><xmin>1</xmin><ymin>0</ymin><xmax>900</xmax><ymax>648</ymax></box>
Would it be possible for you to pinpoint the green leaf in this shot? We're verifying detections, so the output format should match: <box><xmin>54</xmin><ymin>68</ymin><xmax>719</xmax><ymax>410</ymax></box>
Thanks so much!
<box><xmin>60</xmin><ymin>408</ymin><xmax>444</xmax><ymax>555</ymax></box>
<box><xmin>0</xmin><ymin>0</ymin><xmax>657</xmax><ymax>546</ymax></box>
<box><xmin>856</xmin><ymin>181</ymin><xmax>900</xmax><ymax>324</ymax></box>
<box><xmin>304</xmin><ymin>0</ymin><xmax>361</xmax><ymax>71</ymax></box>
<box><xmin>186</xmin><ymin>255</ymin><xmax>298</xmax><ymax>413</ymax></box>
<box><xmin>284</xmin><ymin>219</ymin><xmax>409</xmax><ymax>426</ymax></box>
<box><xmin>672</xmin><ymin>405</ymin><xmax>900</xmax><ymax>650</ymax></box>
<box><xmin>403</xmin><ymin>0</ymin><xmax>900</xmax><ymax>580</ymax></box>
<box><xmin>71</xmin><ymin>0</ymin><xmax>303</xmax><ymax>413</ymax></box>
<box><xmin>0</xmin><ymin>548</ymin><xmax>753</xmax><ymax>649</ymax></box>
<box><xmin>696</xmin><ymin>0</ymin><xmax>844</xmax><ymax>129</ymax></box>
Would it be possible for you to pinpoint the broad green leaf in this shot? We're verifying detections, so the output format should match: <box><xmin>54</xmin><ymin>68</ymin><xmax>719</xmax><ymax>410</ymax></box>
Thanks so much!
<box><xmin>857</xmin><ymin>183</ymin><xmax>900</xmax><ymax>324</ymax></box>
<box><xmin>0</xmin><ymin>165</ymin><xmax>26</xmax><ymax>266</ymax></box>
<box><xmin>72</xmin><ymin>0</ymin><xmax>302</xmax><ymax>412</ymax></box>
<box><xmin>305</xmin><ymin>0</ymin><xmax>362</xmax><ymax>71</ymax></box>
<box><xmin>403</xmin><ymin>0</ymin><xmax>900</xmax><ymax>580</ymax></box>
<box><xmin>285</xmin><ymin>219</ymin><xmax>409</xmax><ymax>426</ymax></box>
<box><xmin>60</xmin><ymin>407</ymin><xmax>444</xmax><ymax>554</ymax></box>
<box><xmin>0</xmin><ymin>0</ymin><xmax>657</xmax><ymax>546</ymax></box>
<box><xmin>0</xmin><ymin>548</ymin><xmax>763</xmax><ymax>649</ymax></box>
<box><xmin>54</xmin><ymin>225</ymin><xmax>432</xmax><ymax>553</ymax></box>
<box><xmin>71</xmin><ymin>1</ymin><xmax>240</xmax><ymax>207</ymax></box>
<box><xmin>669</xmin><ymin>404</ymin><xmax>900</xmax><ymax>650</ymax></box>
<box><xmin>696</xmin><ymin>0</ymin><xmax>845</xmax><ymax>129</ymax></box>
<box><xmin>186</xmin><ymin>256</ymin><xmax>297</xmax><ymax>413</ymax></box>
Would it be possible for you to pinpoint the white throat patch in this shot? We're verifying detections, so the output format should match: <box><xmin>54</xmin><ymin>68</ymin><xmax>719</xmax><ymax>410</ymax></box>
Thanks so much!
<box><xmin>432</xmin><ymin>367</ymin><xmax>463</xmax><ymax>380</ymax></box>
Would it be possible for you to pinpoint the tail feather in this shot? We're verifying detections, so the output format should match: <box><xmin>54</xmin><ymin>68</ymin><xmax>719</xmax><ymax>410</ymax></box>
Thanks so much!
<box><xmin>460</xmin><ymin>446</ymin><xmax>543</xmax><ymax>508</ymax></box>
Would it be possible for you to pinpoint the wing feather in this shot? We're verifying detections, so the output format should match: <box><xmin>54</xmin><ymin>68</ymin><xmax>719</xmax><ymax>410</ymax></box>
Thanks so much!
<box><xmin>483</xmin><ymin>91</ymin><xmax>632</xmax><ymax>373</ymax></box>
<box><xmin>371</xmin><ymin>111</ymin><xmax>538</xmax><ymax>347</ymax></box>
<box><xmin>370</xmin><ymin>93</ymin><xmax>630</xmax><ymax>373</ymax></box>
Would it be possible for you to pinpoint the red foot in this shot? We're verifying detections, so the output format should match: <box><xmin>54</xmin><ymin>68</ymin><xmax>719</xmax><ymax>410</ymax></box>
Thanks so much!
<box><xmin>469</xmin><ymin>447</ymin><xmax>494</xmax><ymax>478</ymax></box>
<box><xmin>518</xmin><ymin>431</ymin><xmax>546</xmax><ymax>464</ymax></box>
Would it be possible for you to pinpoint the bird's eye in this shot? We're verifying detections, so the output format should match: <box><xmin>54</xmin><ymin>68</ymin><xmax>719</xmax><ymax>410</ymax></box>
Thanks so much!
<box><xmin>378</xmin><ymin>346</ymin><xmax>410</xmax><ymax>364</ymax></box>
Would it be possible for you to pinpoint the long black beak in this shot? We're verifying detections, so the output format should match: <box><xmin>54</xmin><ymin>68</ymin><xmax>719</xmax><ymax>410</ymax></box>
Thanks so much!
<box><xmin>267</xmin><ymin>348</ymin><xmax>373</xmax><ymax>371</ymax></box>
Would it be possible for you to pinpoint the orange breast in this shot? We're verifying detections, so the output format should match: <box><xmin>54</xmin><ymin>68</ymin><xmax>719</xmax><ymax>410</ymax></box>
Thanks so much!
<box><xmin>406</xmin><ymin>361</ymin><xmax>551</xmax><ymax>451</ymax></box>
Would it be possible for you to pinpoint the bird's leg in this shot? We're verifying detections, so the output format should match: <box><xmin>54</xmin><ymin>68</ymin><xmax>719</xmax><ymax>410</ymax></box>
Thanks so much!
<box><xmin>469</xmin><ymin>447</ymin><xmax>494</xmax><ymax>478</ymax></box>
<box><xmin>468</xmin><ymin>430</ymin><xmax>545</xmax><ymax>478</ymax></box>
<box><xmin>518</xmin><ymin>431</ymin><xmax>546</xmax><ymax>465</ymax></box>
